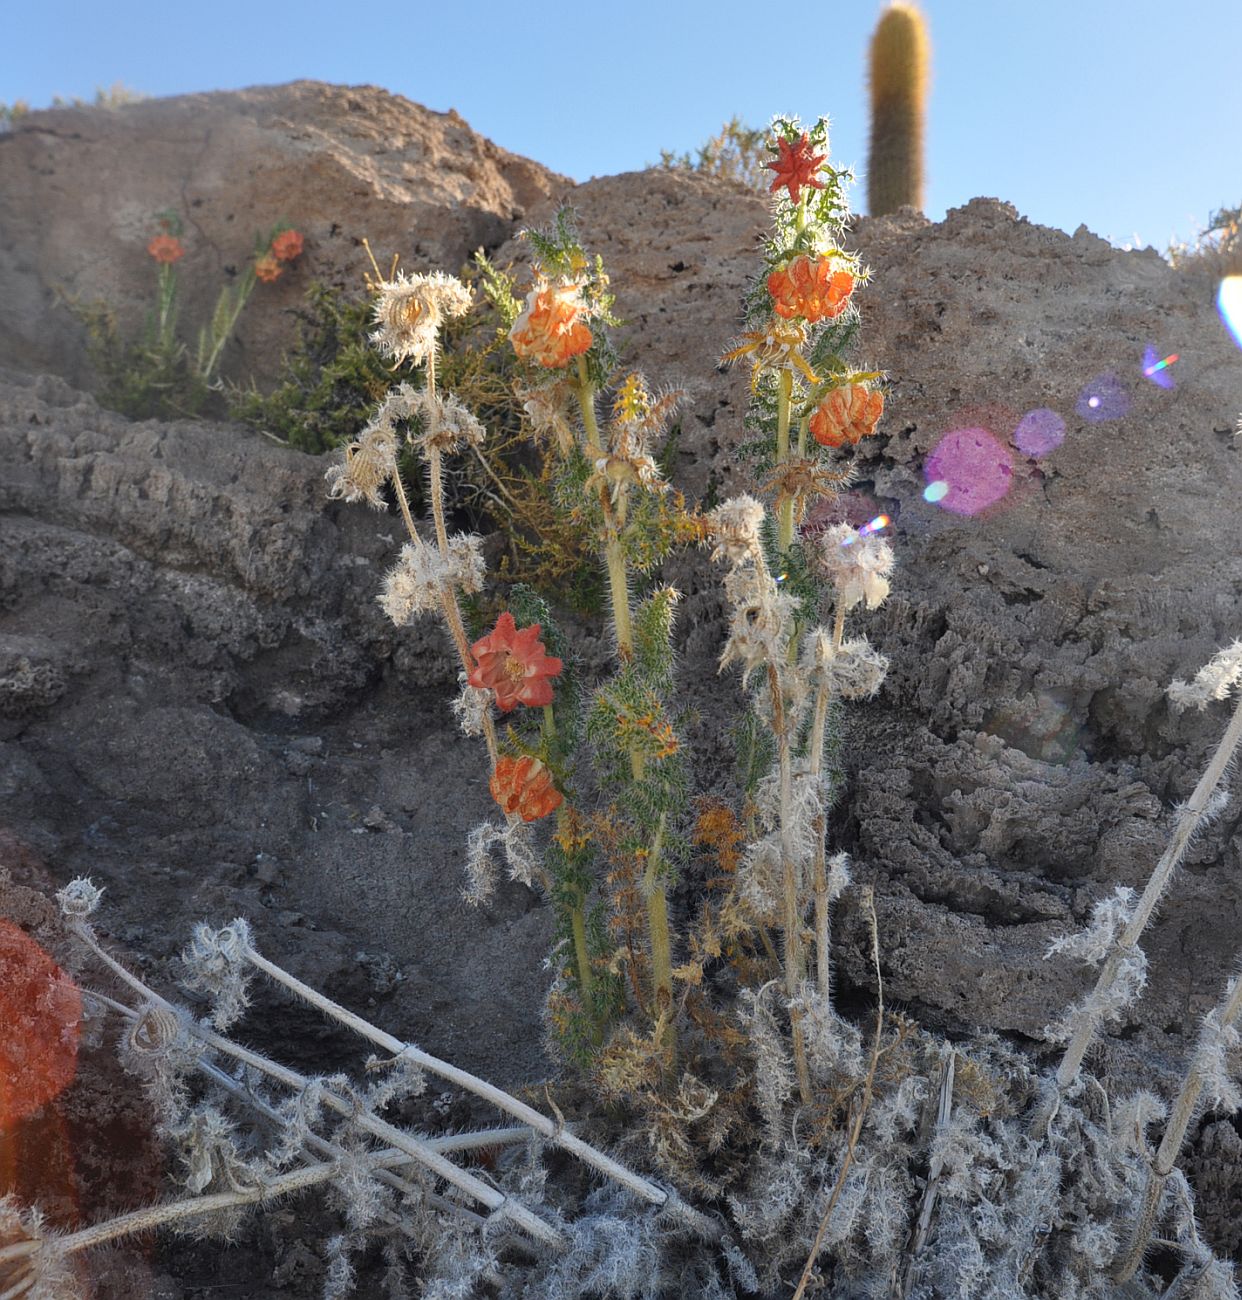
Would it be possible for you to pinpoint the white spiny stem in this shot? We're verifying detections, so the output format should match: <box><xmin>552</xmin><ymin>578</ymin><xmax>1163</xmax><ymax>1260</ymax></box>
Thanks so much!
<box><xmin>1055</xmin><ymin>686</ymin><xmax>1242</xmax><ymax>1091</ymax></box>
<box><xmin>1114</xmin><ymin>974</ymin><xmax>1242</xmax><ymax>1283</ymax></box>
<box><xmin>194</xmin><ymin>1056</ymin><xmax>530</xmax><ymax>1240</ymax></box>
<box><xmin>809</xmin><ymin>675</ymin><xmax>832</xmax><ymax>1006</ymax></box>
<box><xmin>0</xmin><ymin>1150</ymin><xmax>422</xmax><ymax>1266</ymax></box>
<box><xmin>69</xmin><ymin>922</ymin><xmax>564</xmax><ymax>1249</ymax></box>
<box><xmin>237</xmin><ymin>939</ymin><xmax>719</xmax><ymax>1237</ymax></box>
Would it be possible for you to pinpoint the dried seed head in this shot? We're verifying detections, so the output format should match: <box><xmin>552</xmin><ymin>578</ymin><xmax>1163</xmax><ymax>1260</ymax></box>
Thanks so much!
<box><xmin>463</xmin><ymin>822</ymin><xmax>502</xmax><ymax>907</ymax></box>
<box><xmin>378</xmin><ymin>535</ymin><xmax>485</xmax><ymax>627</ymax></box>
<box><xmin>325</xmin><ymin>419</ymin><xmax>399</xmax><ymax>509</ymax></box>
<box><xmin>1168</xmin><ymin>640</ymin><xmax>1242</xmax><ymax>712</ymax></box>
<box><xmin>371</xmin><ymin>271</ymin><xmax>473</xmax><ymax>366</ymax></box>
<box><xmin>804</xmin><ymin>634</ymin><xmax>889</xmax><ymax>700</ymax></box>
<box><xmin>708</xmin><ymin>495</ymin><xmax>767</xmax><ymax>566</ymax></box>
<box><xmin>180</xmin><ymin>920</ymin><xmax>253</xmax><ymax>1031</ymax></box>
<box><xmin>451</xmin><ymin>674</ymin><xmax>494</xmax><ymax>738</ymax></box>
<box><xmin>391</xmin><ymin>386</ymin><xmax>486</xmax><ymax>455</ymax></box>
<box><xmin>56</xmin><ymin>876</ymin><xmax>103</xmax><ymax>920</ymax></box>
<box><xmin>817</xmin><ymin>522</ymin><xmax>895</xmax><ymax>611</ymax></box>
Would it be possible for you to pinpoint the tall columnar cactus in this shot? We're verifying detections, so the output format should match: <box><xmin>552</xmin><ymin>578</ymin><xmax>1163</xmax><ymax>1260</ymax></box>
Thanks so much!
<box><xmin>867</xmin><ymin>1</ymin><xmax>930</xmax><ymax>216</ymax></box>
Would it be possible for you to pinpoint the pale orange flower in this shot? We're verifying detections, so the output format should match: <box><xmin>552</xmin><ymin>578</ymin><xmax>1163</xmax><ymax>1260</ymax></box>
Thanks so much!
<box><xmin>254</xmin><ymin>254</ymin><xmax>283</xmax><ymax>284</ymax></box>
<box><xmin>767</xmin><ymin>255</ymin><xmax>854</xmax><ymax>323</ymax></box>
<box><xmin>809</xmin><ymin>385</ymin><xmax>884</xmax><ymax>448</ymax></box>
<box><xmin>489</xmin><ymin>754</ymin><xmax>563</xmax><ymax>822</ymax></box>
<box><xmin>271</xmin><ymin>229</ymin><xmax>304</xmax><ymax>262</ymax></box>
<box><xmin>467</xmin><ymin>611</ymin><xmax>563</xmax><ymax>712</ymax></box>
<box><xmin>510</xmin><ymin>282</ymin><xmax>593</xmax><ymax>368</ymax></box>
<box><xmin>147</xmin><ymin>233</ymin><xmax>185</xmax><ymax>264</ymax></box>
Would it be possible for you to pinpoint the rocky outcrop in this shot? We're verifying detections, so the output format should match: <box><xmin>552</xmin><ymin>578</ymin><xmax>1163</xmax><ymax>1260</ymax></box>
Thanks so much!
<box><xmin>0</xmin><ymin>81</ymin><xmax>568</xmax><ymax>385</ymax></box>
<box><xmin>3</xmin><ymin>85</ymin><xmax>1242</xmax><ymax>1278</ymax></box>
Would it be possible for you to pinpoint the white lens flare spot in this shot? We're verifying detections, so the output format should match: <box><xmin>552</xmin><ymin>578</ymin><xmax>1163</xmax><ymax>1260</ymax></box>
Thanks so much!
<box><xmin>1219</xmin><ymin>276</ymin><xmax>1242</xmax><ymax>351</ymax></box>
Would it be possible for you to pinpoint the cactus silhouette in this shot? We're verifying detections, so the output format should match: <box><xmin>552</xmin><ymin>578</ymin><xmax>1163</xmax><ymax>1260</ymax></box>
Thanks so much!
<box><xmin>867</xmin><ymin>2</ymin><xmax>930</xmax><ymax>215</ymax></box>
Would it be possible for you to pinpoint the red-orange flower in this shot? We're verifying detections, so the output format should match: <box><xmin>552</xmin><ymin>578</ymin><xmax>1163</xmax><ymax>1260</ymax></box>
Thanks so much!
<box><xmin>489</xmin><ymin>755</ymin><xmax>563</xmax><ymax>822</ymax></box>
<box><xmin>146</xmin><ymin>233</ymin><xmax>185</xmax><ymax>264</ymax></box>
<box><xmin>467</xmin><ymin>611</ymin><xmax>563</xmax><ymax>711</ymax></box>
<box><xmin>254</xmin><ymin>254</ymin><xmax>283</xmax><ymax>284</ymax></box>
<box><xmin>809</xmin><ymin>385</ymin><xmax>885</xmax><ymax>448</ymax></box>
<box><xmin>768</xmin><ymin>255</ymin><xmax>855</xmax><ymax>323</ymax></box>
<box><xmin>510</xmin><ymin>283</ymin><xmax>593</xmax><ymax>368</ymax></box>
<box><xmin>764</xmin><ymin>132</ymin><xmax>828</xmax><ymax>205</ymax></box>
<box><xmin>271</xmin><ymin>229</ymin><xmax>304</xmax><ymax>262</ymax></box>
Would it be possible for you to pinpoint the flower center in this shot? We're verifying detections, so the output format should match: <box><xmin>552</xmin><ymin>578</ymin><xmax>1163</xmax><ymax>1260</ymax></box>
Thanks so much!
<box><xmin>398</xmin><ymin>299</ymin><xmax>427</xmax><ymax>328</ymax></box>
<box><xmin>502</xmin><ymin>655</ymin><xmax>527</xmax><ymax>683</ymax></box>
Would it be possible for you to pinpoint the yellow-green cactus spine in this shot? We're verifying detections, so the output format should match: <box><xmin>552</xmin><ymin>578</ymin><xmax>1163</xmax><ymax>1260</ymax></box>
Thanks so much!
<box><xmin>867</xmin><ymin>2</ymin><xmax>931</xmax><ymax>215</ymax></box>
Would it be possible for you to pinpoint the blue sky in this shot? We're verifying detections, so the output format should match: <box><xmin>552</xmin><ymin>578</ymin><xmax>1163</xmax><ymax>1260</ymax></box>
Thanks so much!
<box><xmin>4</xmin><ymin>0</ymin><xmax>1238</xmax><ymax>251</ymax></box>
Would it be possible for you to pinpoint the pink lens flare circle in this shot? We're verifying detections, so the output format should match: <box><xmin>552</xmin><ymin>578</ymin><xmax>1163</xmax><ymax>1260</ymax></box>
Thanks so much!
<box><xmin>1014</xmin><ymin>408</ymin><xmax>1066</xmax><ymax>457</ymax></box>
<box><xmin>923</xmin><ymin>427</ymin><xmax>1014</xmax><ymax>516</ymax></box>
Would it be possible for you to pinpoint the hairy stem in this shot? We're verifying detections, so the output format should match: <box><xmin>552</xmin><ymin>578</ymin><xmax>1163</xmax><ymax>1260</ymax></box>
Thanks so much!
<box><xmin>0</xmin><ymin>1150</ymin><xmax>431</xmax><ymax>1267</ymax></box>
<box><xmin>643</xmin><ymin>812</ymin><xmax>674</xmax><ymax>1048</ymax></box>
<box><xmin>809</xmin><ymin>676</ymin><xmax>833</xmax><ymax>1004</ymax></box>
<box><xmin>1113</xmin><ymin>973</ymin><xmax>1242</xmax><ymax>1283</ymax></box>
<box><xmin>1055</xmin><ymin>687</ymin><xmax>1242</xmax><ymax>1092</ymax></box>
<box><xmin>792</xmin><ymin>888</ymin><xmax>885</xmax><ymax>1300</ymax></box>
<box><xmin>771</xmin><ymin>660</ymin><xmax>813</xmax><ymax>1105</ymax></box>
<box><xmin>70</xmin><ymin>923</ymin><xmax>563</xmax><ymax>1247</ymax></box>
<box><xmin>235</xmin><ymin>935</ymin><xmax>716</xmax><ymax>1234</ymax></box>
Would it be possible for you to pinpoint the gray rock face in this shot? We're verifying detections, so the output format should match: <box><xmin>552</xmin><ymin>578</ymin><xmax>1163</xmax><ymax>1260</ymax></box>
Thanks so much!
<box><xmin>0</xmin><ymin>368</ymin><xmax>551</xmax><ymax>1087</ymax></box>
<box><xmin>2</xmin><ymin>87</ymin><xmax>1242</xmax><ymax>1282</ymax></box>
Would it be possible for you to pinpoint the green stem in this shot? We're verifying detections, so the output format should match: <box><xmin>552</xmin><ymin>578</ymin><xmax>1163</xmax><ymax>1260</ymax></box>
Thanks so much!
<box><xmin>575</xmin><ymin>355</ymin><xmax>604</xmax><ymax>457</ymax></box>
<box><xmin>199</xmin><ymin>268</ymin><xmax>257</xmax><ymax>383</ymax></box>
<box><xmin>572</xmin><ymin>358</ymin><xmax>632</xmax><ymax>658</ymax></box>
<box><xmin>777</xmin><ymin>370</ymin><xmax>794</xmax><ymax>552</ymax></box>
<box><xmin>569</xmin><ymin>899</ymin><xmax>595</xmax><ymax>999</ymax></box>
<box><xmin>643</xmin><ymin>812</ymin><xmax>674</xmax><ymax>1052</ymax></box>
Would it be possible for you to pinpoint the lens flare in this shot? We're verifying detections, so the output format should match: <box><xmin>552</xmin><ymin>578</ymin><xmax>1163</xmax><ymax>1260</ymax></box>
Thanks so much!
<box><xmin>1014</xmin><ymin>408</ymin><xmax>1066</xmax><ymax>457</ymax></box>
<box><xmin>984</xmin><ymin>691</ymin><xmax>1082</xmax><ymax>764</ymax></box>
<box><xmin>1219</xmin><ymin>277</ymin><xmax>1242</xmax><ymax>350</ymax></box>
<box><xmin>923</xmin><ymin>480</ymin><xmax>950</xmax><ymax>503</ymax></box>
<box><xmin>840</xmin><ymin>514</ymin><xmax>891</xmax><ymax>546</ymax></box>
<box><xmin>923</xmin><ymin>428</ymin><xmax>1013</xmax><ymax>516</ymax></box>
<box><xmin>1076</xmin><ymin>373</ymin><xmax>1130</xmax><ymax>422</ymax></box>
<box><xmin>1141</xmin><ymin>346</ymin><xmax>1179</xmax><ymax>389</ymax></box>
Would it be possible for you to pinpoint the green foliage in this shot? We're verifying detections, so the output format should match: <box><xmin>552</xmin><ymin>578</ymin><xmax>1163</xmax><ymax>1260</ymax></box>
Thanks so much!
<box><xmin>71</xmin><ymin>295</ymin><xmax>208</xmax><ymax>422</ymax></box>
<box><xmin>867</xmin><ymin>1</ymin><xmax>930</xmax><ymax>215</ymax></box>
<box><xmin>229</xmin><ymin>282</ymin><xmax>393</xmax><ymax>453</ymax></box>
<box><xmin>632</xmin><ymin>587</ymin><xmax>679</xmax><ymax>693</ymax></box>
<box><xmin>658</xmin><ymin>116</ymin><xmax>770</xmax><ymax>191</ymax></box>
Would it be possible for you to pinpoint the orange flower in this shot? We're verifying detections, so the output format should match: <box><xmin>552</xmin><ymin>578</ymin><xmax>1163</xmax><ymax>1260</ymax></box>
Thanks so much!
<box><xmin>0</xmin><ymin>920</ymin><xmax>81</xmax><ymax>1129</ymax></box>
<box><xmin>510</xmin><ymin>283</ymin><xmax>593</xmax><ymax>368</ymax></box>
<box><xmin>809</xmin><ymin>385</ymin><xmax>885</xmax><ymax>448</ymax></box>
<box><xmin>271</xmin><ymin>229</ymin><xmax>304</xmax><ymax>262</ymax></box>
<box><xmin>254</xmin><ymin>254</ymin><xmax>283</xmax><ymax>284</ymax></box>
<box><xmin>764</xmin><ymin>132</ymin><xmax>828</xmax><ymax>205</ymax></box>
<box><xmin>147</xmin><ymin>233</ymin><xmax>185</xmax><ymax>264</ymax></box>
<box><xmin>467</xmin><ymin>611</ymin><xmax>563</xmax><ymax>712</ymax></box>
<box><xmin>490</xmin><ymin>754</ymin><xmax>563</xmax><ymax>822</ymax></box>
<box><xmin>768</xmin><ymin>255</ymin><xmax>855</xmax><ymax>323</ymax></box>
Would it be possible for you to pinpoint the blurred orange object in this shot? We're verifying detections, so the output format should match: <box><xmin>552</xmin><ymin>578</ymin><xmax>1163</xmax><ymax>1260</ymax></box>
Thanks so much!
<box><xmin>0</xmin><ymin>920</ymin><xmax>82</xmax><ymax>1129</ymax></box>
